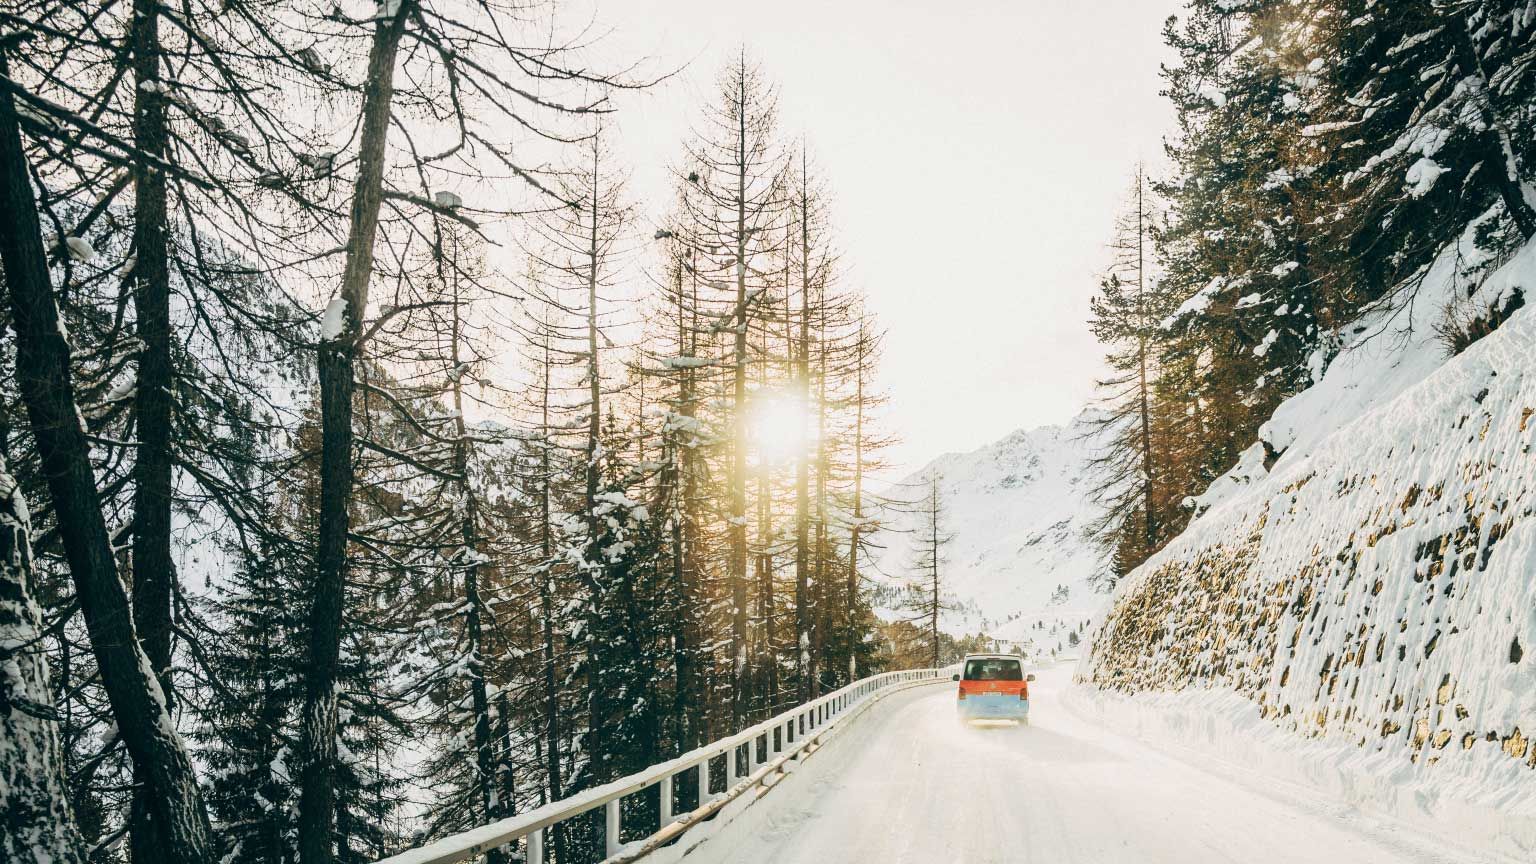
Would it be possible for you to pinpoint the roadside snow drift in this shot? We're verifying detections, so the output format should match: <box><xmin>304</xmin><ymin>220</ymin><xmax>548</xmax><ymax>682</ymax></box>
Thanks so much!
<box><xmin>1084</xmin><ymin>237</ymin><xmax>1536</xmax><ymax>856</ymax></box>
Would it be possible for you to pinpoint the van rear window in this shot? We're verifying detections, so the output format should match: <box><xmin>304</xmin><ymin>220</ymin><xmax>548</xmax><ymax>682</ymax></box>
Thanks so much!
<box><xmin>963</xmin><ymin>658</ymin><xmax>1022</xmax><ymax>681</ymax></box>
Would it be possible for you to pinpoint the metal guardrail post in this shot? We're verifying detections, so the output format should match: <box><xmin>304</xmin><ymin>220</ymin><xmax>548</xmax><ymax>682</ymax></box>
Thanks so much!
<box><xmin>605</xmin><ymin>799</ymin><xmax>621</xmax><ymax>858</ymax></box>
<box><xmin>527</xmin><ymin>828</ymin><xmax>543</xmax><ymax>864</ymax></box>
<box><xmin>659</xmin><ymin>773</ymin><xmax>673</xmax><ymax>824</ymax></box>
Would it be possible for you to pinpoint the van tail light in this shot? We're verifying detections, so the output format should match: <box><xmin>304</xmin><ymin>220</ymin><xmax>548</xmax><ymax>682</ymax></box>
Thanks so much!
<box><xmin>1020</xmin><ymin>690</ymin><xmax>1028</xmax><ymax>701</ymax></box>
<box><xmin>957</xmin><ymin>689</ymin><xmax>966</xmax><ymax>700</ymax></box>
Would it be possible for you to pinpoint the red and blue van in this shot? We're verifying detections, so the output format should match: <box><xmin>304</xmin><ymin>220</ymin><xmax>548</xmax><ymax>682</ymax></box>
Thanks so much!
<box><xmin>953</xmin><ymin>653</ymin><xmax>1034</xmax><ymax>725</ymax></box>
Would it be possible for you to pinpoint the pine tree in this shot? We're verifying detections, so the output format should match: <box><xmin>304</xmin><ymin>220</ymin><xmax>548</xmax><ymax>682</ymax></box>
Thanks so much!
<box><xmin>675</xmin><ymin>51</ymin><xmax>789</xmax><ymax>729</ymax></box>
<box><xmin>905</xmin><ymin>476</ymin><xmax>954</xmax><ymax>668</ymax></box>
<box><xmin>1313</xmin><ymin>0</ymin><xmax>1536</xmax><ymax>295</ymax></box>
<box><xmin>196</xmin><ymin>537</ymin><xmax>306</xmax><ymax>864</ymax></box>
<box><xmin>832</xmin><ymin>311</ymin><xmax>890</xmax><ymax>684</ymax></box>
<box><xmin>1086</xmin><ymin>167</ymin><xmax>1183</xmax><ymax>578</ymax></box>
<box><xmin>645</xmin><ymin>227</ymin><xmax>716</xmax><ymax>751</ymax></box>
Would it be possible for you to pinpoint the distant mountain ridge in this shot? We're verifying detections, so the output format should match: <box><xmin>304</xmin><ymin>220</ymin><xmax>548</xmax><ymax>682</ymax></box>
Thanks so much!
<box><xmin>873</xmin><ymin>411</ymin><xmax>1113</xmax><ymax>655</ymax></box>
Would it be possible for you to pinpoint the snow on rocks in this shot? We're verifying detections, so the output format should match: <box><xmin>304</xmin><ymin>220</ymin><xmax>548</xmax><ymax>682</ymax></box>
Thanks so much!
<box><xmin>1083</xmin><ymin>235</ymin><xmax>1536</xmax><ymax>858</ymax></box>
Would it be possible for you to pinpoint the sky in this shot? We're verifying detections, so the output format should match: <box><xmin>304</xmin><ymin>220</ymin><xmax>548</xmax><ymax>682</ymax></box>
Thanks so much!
<box><xmin>565</xmin><ymin>0</ymin><xmax>1182</xmax><ymax>476</ymax></box>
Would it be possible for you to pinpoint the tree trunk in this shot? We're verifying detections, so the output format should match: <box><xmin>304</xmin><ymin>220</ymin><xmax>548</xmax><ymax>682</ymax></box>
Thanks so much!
<box><xmin>811</xmin><ymin>301</ymin><xmax>829</xmax><ymax>695</ymax></box>
<box><xmin>756</xmin><ymin>454</ymin><xmax>775</xmax><ymax>716</ymax></box>
<box><xmin>793</xmin><ymin>170</ymin><xmax>812</xmax><ymax>704</ymax></box>
<box><xmin>537</xmin><ymin>332</ymin><xmax>566</xmax><ymax>862</ymax></box>
<box><xmin>446</xmin><ymin>240</ymin><xmax>503</xmax><ymax>862</ymax></box>
<box><xmin>127</xmin><ymin>0</ymin><xmax>178</xmax><ymax>855</ymax></box>
<box><xmin>1451</xmin><ymin>11</ymin><xmax>1536</xmax><ymax>240</ymax></box>
<box><xmin>0</xmin><ymin>61</ymin><xmax>214</xmax><ymax>864</ymax></box>
<box><xmin>845</xmin><ymin>321</ymin><xmax>868</xmax><ymax>685</ymax></box>
<box><xmin>1133</xmin><ymin>168</ymin><xmax>1157</xmax><ymax>556</ymax></box>
<box><xmin>584</xmin><ymin>142</ymin><xmax>603</xmax><ymax>555</ymax></box>
<box><xmin>0</xmin><ymin>454</ymin><xmax>88</xmax><ymax>864</ymax></box>
<box><xmin>674</xmin><ymin>252</ymin><xmax>703</xmax><ymax>750</ymax></box>
<box><xmin>929</xmin><ymin>481</ymin><xmax>940</xmax><ymax>669</ymax></box>
<box><xmin>297</xmin><ymin>10</ymin><xmax>408</xmax><ymax>864</ymax></box>
<box><xmin>728</xmin><ymin>64</ymin><xmax>751</xmax><ymax>731</ymax></box>
<box><xmin>581</xmin><ymin>141</ymin><xmax>609</xmax><ymax>782</ymax></box>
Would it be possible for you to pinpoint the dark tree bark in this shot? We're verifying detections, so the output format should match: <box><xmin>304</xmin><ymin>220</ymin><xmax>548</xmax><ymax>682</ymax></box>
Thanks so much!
<box><xmin>1447</xmin><ymin>14</ymin><xmax>1536</xmax><ymax>240</ymax></box>
<box><xmin>126</xmin><ymin>0</ymin><xmax>178</xmax><ymax>856</ymax></box>
<box><xmin>727</xmin><ymin>64</ymin><xmax>751</xmax><ymax>731</ymax></box>
<box><xmin>296</xmin><ymin>9</ymin><xmax>409</xmax><ymax>864</ymax></box>
<box><xmin>535</xmin><ymin>326</ymin><xmax>566</xmax><ymax>862</ymax></box>
<box><xmin>0</xmin><ymin>56</ymin><xmax>214</xmax><ymax>864</ymax></box>
<box><xmin>0</xmin><ymin>453</ymin><xmax>88</xmax><ymax>864</ymax></box>
<box><xmin>793</xmin><ymin>177</ymin><xmax>812</xmax><ymax>704</ymax></box>
<box><xmin>845</xmin><ymin>317</ymin><xmax>871</xmax><ymax>683</ymax></box>
<box><xmin>1132</xmin><ymin>168</ymin><xmax>1157</xmax><ymax>557</ymax></box>
<box><xmin>443</xmin><ymin>238</ymin><xmax>504</xmax><ymax>862</ymax></box>
<box><xmin>671</xmin><ymin>250</ymin><xmax>704</xmax><ymax>751</ymax></box>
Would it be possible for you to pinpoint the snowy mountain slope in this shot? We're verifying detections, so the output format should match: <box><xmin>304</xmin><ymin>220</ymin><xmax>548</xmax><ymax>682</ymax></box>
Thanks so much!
<box><xmin>872</xmin><ymin>413</ymin><xmax>1113</xmax><ymax>650</ymax></box>
<box><xmin>1082</xmin><ymin>234</ymin><xmax>1536</xmax><ymax>855</ymax></box>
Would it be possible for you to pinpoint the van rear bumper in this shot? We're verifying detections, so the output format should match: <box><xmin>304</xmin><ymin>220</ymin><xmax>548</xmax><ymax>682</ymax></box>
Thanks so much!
<box><xmin>958</xmin><ymin>693</ymin><xmax>1029</xmax><ymax>720</ymax></box>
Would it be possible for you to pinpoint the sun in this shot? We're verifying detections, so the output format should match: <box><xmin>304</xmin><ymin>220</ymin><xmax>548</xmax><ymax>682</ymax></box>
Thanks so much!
<box><xmin>748</xmin><ymin>390</ymin><xmax>815</xmax><ymax>466</ymax></box>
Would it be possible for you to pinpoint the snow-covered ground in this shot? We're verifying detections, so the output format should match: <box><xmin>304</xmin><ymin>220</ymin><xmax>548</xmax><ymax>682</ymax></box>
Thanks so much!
<box><xmin>695</xmin><ymin>663</ymin><xmax>1505</xmax><ymax>863</ymax></box>
<box><xmin>873</xmin><ymin>414</ymin><xmax>1112</xmax><ymax>649</ymax></box>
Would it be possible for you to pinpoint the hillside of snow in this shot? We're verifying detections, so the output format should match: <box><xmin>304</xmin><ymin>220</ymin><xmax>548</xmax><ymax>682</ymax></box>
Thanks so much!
<box><xmin>1081</xmin><ymin>234</ymin><xmax>1536</xmax><ymax>857</ymax></box>
<box><xmin>873</xmin><ymin>413</ymin><xmax>1113</xmax><ymax>653</ymax></box>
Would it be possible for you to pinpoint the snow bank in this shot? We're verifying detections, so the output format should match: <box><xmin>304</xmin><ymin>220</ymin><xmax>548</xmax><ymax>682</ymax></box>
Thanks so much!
<box><xmin>1063</xmin><ymin>682</ymin><xmax>1536</xmax><ymax>862</ymax></box>
<box><xmin>1082</xmin><ymin>236</ymin><xmax>1536</xmax><ymax>856</ymax></box>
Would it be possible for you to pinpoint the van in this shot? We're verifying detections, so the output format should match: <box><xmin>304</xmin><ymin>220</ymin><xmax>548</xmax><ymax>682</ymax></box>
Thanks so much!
<box><xmin>953</xmin><ymin>653</ymin><xmax>1035</xmax><ymax>726</ymax></box>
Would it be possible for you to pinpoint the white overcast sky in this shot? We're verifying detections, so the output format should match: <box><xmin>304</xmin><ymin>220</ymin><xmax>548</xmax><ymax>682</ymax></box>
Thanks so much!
<box><xmin>561</xmin><ymin>0</ymin><xmax>1181</xmax><ymax>476</ymax></box>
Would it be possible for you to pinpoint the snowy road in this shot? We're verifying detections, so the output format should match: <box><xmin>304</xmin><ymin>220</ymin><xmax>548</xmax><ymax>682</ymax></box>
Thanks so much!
<box><xmin>696</xmin><ymin>665</ymin><xmax>1477</xmax><ymax>864</ymax></box>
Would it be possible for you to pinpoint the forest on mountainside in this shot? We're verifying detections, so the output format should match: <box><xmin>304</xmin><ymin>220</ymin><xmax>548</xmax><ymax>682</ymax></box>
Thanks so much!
<box><xmin>1085</xmin><ymin>0</ymin><xmax>1536</xmax><ymax>581</ymax></box>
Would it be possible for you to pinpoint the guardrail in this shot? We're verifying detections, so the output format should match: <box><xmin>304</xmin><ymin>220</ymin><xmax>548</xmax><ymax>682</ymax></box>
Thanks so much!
<box><xmin>376</xmin><ymin>667</ymin><xmax>947</xmax><ymax>864</ymax></box>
